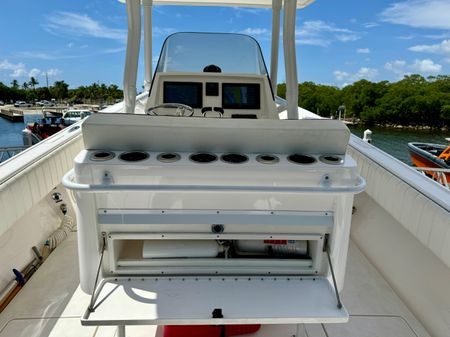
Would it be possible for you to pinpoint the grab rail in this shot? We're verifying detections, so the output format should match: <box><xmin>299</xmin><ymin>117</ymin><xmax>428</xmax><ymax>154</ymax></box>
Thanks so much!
<box><xmin>62</xmin><ymin>169</ymin><xmax>366</xmax><ymax>194</ymax></box>
<box><xmin>0</xmin><ymin>146</ymin><xmax>29</xmax><ymax>163</ymax></box>
<box><xmin>414</xmin><ymin>167</ymin><xmax>450</xmax><ymax>189</ymax></box>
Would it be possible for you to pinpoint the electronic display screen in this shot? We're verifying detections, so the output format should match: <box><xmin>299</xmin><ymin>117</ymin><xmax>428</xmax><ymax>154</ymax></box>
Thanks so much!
<box><xmin>163</xmin><ymin>82</ymin><xmax>202</xmax><ymax>108</ymax></box>
<box><xmin>222</xmin><ymin>83</ymin><xmax>260</xmax><ymax>109</ymax></box>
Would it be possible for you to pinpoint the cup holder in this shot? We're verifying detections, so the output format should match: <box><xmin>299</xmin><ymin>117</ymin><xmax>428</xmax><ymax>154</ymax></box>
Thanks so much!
<box><xmin>287</xmin><ymin>154</ymin><xmax>316</xmax><ymax>165</ymax></box>
<box><xmin>221</xmin><ymin>153</ymin><xmax>249</xmax><ymax>164</ymax></box>
<box><xmin>189</xmin><ymin>153</ymin><xmax>218</xmax><ymax>164</ymax></box>
<box><xmin>319</xmin><ymin>155</ymin><xmax>343</xmax><ymax>165</ymax></box>
<box><xmin>157</xmin><ymin>153</ymin><xmax>181</xmax><ymax>163</ymax></box>
<box><xmin>118</xmin><ymin>151</ymin><xmax>149</xmax><ymax>162</ymax></box>
<box><xmin>89</xmin><ymin>151</ymin><xmax>115</xmax><ymax>161</ymax></box>
<box><xmin>256</xmin><ymin>154</ymin><xmax>279</xmax><ymax>164</ymax></box>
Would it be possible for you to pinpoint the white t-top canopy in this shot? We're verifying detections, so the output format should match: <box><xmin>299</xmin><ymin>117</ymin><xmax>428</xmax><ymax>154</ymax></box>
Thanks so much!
<box><xmin>119</xmin><ymin>0</ymin><xmax>315</xmax><ymax>9</ymax></box>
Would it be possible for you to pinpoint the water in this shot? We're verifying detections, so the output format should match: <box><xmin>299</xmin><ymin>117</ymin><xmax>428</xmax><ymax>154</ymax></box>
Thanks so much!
<box><xmin>349</xmin><ymin>126</ymin><xmax>449</xmax><ymax>165</ymax></box>
<box><xmin>0</xmin><ymin>114</ymin><xmax>42</xmax><ymax>148</ymax></box>
<box><xmin>0</xmin><ymin>116</ymin><xmax>448</xmax><ymax>165</ymax></box>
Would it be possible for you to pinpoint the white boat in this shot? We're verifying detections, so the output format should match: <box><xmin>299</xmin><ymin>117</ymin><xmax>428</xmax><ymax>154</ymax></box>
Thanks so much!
<box><xmin>0</xmin><ymin>1</ymin><xmax>449</xmax><ymax>337</ymax></box>
<box><xmin>62</xmin><ymin>110</ymin><xmax>93</xmax><ymax>126</ymax></box>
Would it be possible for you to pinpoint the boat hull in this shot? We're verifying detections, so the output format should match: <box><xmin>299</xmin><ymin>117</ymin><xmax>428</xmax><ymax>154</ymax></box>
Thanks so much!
<box><xmin>407</xmin><ymin>142</ymin><xmax>450</xmax><ymax>181</ymax></box>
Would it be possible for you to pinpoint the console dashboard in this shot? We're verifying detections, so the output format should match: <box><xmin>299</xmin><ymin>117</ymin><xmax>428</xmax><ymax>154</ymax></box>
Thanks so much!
<box><xmin>147</xmin><ymin>73</ymin><xmax>277</xmax><ymax>119</ymax></box>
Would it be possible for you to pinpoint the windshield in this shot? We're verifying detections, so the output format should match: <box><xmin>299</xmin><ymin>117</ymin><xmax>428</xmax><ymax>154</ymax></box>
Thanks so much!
<box><xmin>156</xmin><ymin>33</ymin><xmax>267</xmax><ymax>75</ymax></box>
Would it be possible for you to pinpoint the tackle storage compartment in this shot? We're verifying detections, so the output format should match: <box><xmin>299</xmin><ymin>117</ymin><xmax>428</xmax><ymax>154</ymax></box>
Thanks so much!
<box><xmin>102</xmin><ymin>209</ymin><xmax>332</xmax><ymax>277</ymax></box>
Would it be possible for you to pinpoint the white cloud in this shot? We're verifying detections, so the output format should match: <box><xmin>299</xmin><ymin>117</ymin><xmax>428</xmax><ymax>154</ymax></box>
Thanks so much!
<box><xmin>0</xmin><ymin>60</ymin><xmax>28</xmax><ymax>78</ymax></box>
<box><xmin>385</xmin><ymin>58</ymin><xmax>442</xmax><ymax>76</ymax></box>
<box><xmin>380</xmin><ymin>0</ymin><xmax>450</xmax><ymax>29</ymax></box>
<box><xmin>363</xmin><ymin>22</ymin><xmax>379</xmax><ymax>28</ymax></box>
<box><xmin>153</xmin><ymin>27</ymin><xmax>177</xmax><ymax>37</ymax></box>
<box><xmin>238</xmin><ymin>28</ymin><xmax>269</xmax><ymax>36</ymax></box>
<box><xmin>334</xmin><ymin>70</ymin><xmax>349</xmax><ymax>81</ymax></box>
<box><xmin>9</xmin><ymin>68</ymin><xmax>27</xmax><ymax>78</ymax></box>
<box><xmin>356</xmin><ymin>67</ymin><xmax>378</xmax><ymax>79</ymax></box>
<box><xmin>357</xmin><ymin>48</ymin><xmax>370</xmax><ymax>54</ymax></box>
<box><xmin>296</xmin><ymin>20</ymin><xmax>360</xmax><ymax>47</ymax></box>
<box><xmin>28</xmin><ymin>68</ymin><xmax>41</xmax><ymax>78</ymax></box>
<box><xmin>0</xmin><ymin>60</ymin><xmax>25</xmax><ymax>71</ymax></box>
<box><xmin>232</xmin><ymin>7</ymin><xmax>267</xmax><ymax>17</ymax></box>
<box><xmin>336</xmin><ymin>34</ymin><xmax>360</xmax><ymax>42</ymax></box>
<box><xmin>47</xmin><ymin>68</ymin><xmax>61</xmax><ymax>77</ymax></box>
<box><xmin>100</xmin><ymin>47</ymin><xmax>126</xmax><ymax>54</ymax></box>
<box><xmin>16</xmin><ymin>46</ymin><xmax>124</xmax><ymax>61</ymax></box>
<box><xmin>410</xmin><ymin>59</ymin><xmax>442</xmax><ymax>73</ymax></box>
<box><xmin>174</xmin><ymin>12</ymin><xmax>190</xmax><ymax>19</ymax></box>
<box><xmin>43</xmin><ymin>11</ymin><xmax>126</xmax><ymax>41</ymax></box>
<box><xmin>334</xmin><ymin>67</ymin><xmax>378</xmax><ymax>83</ymax></box>
<box><xmin>409</xmin><ymin>39</ymin><xmax>450</xmax><ymax>55</ymax></box>
<box><xmin>423</xmin><ymin>33</ymin><xmax>450</xmax><ymax>40</ymax></box>
<box><xmin>0</xmin><ymin>59</ymin><xmax>61</xmax><ymax>80</ymax></box>
<box><xmin>385</xmin><ymin>60</ymin><xmax>407</xmax><ymax>75</ymax></box>
<box><xmin>396</xmin><ymin>35</ymin><xmax>415</xmax><ymax>40</ymax></box>
<box><xmin>297</xmin><ymin>38</ymin><xmax>330</xmax><ymax>47</ymax></box>
<box><xmin>16</xmin><ymin>51</ymin><xmax>86</xmax><ymax>60</ymax></box>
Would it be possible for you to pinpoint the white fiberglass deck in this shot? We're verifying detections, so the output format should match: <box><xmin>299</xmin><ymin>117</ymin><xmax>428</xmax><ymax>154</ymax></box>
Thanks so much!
<box><xmin>0</xmin><ymin>194</ymin><xmax>431</xmax><ymax>337</ymax></box>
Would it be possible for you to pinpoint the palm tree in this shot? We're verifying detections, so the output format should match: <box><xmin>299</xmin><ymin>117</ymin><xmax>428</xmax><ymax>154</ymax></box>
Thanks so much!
<box><xmin>10</xmin><ymin>80</ymin><xmax>19</xmax><ymax>89</ymax></box>
<box><xmin>29</xmin><ymin>77</ymin><xmax>39</xmax><ymax>90</ymax></box>
<box><xmin>22</xmin><ymin>82</ymin><xmax>29</xmax><ymax>90</ymax></box>
<box><xmin>51</xmin><ymin>81</ymin><xmax>69</xmax><ymax>101</ymax></box>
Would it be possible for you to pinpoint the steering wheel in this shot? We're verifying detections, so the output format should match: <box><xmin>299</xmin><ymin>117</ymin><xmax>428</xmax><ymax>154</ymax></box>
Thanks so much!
<box><xmin>146</xmin><ymin>103</ymin><xmax>194</xmax><ymax>117</ymax></box>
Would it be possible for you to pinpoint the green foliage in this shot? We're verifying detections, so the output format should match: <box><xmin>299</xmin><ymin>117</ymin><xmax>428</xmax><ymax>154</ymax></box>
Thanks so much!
<box><xmin>277</xmin><ymin>74</ymin><xmax>450</xmax><ymax>128</ymax></box>
<box><xmin>0</xmin><ymin>80</ymin><xmax>123</xmax><ymax>105</ymax></box>
<box><xmin>299</xmin><ymin>82</ymin><xmax>341</xmax><ymax>117</ymax></box>
<box><xmin>441</xmin><ymin>105</ymin><xmax>450</xmax><ymax>125</ymax></box>
<box><xmin>50</xmin><ymin>81</ymin><xmax>69</xmax><ymax>101</ymax></box>
<box><xmin>29</xmin><ymin>77</ymin><xmax>39</xmax><ymax>90</ymax></box>
<box><xmin>69</xmin><ymin>83</ymin><xmax>123</xmax><ymax>104</ymax></box>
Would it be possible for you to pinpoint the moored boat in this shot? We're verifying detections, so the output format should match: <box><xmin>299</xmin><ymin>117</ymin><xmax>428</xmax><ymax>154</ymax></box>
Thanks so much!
<box><xmin>407</xmin><ymin>142</ymin><xmax>450</xmax><ymax>181</ymax></box>
<box><xmin>62</xmin><ymin>109</ymin><xmax>92</xmax><ymax>125</ymax></box>
<box><xmin>22</xmin><ymin>115</ymin><xmax>65</xmax><ymax>146</ymax></box>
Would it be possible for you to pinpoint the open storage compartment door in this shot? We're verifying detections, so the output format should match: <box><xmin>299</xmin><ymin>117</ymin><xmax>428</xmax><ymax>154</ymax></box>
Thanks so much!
<box><xmin>82</xmin><ymin>276</ymin><xmax>348</xmax><ymax>326</ymax></box>
<box><xmin>82</xmin><ymin>210</ymin><xmax>349</xmax><ymax>326</ymax></box>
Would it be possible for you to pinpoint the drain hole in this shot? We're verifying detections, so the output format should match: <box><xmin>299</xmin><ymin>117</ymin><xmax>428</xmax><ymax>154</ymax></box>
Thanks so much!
<box><xmin>189</xmin><ymin>153</ymin><xmax>218</xmax><ymax>163</ymax></box>
<box><xmin>256</xmin><ymin>154</ymin><xmax>279</xmax><ymax>164</ymax></box>
<box><xmin>221</xmin><ymin>153</ymin><xmax>248</xmax><ymax>164</ymax></box>
<box><xmin>157</xmin><ymin>153</ymin><xmax>180</xmax><ymax>163</ymax></box>
<box><xmin>119</xmin><ymin>151</ymin><xmax>149</xmax><ymax>162</ymax></box>
<box><xmin>90</xmin><ymin>151</ymin><xmax>115</xmax><ymax>161</ymax></box>
<box><xmin>287</xmin><ymin>154</ymin><xmax>316</xmax><ymax>164</ymax></box>
<box><xmin>319</xmin><ymin>155</ymin><xmax>343</xmax><ymax>165</ymax></box>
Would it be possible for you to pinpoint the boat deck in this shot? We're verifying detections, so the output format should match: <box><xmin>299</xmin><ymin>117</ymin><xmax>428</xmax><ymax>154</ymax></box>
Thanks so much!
<box><xmin>0</xmin><ymin>231</ymin><xmax>430</xmax><ymax>337</ymax></box>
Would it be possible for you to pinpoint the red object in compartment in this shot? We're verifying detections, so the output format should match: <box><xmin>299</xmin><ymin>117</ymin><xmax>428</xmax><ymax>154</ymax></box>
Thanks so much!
<box><xmin>263</xmin><ymin>240</ymin><xmax>288</xmax><ymax>245</ymax></box>
<box><xmin>163</xmin><ymin>324</ymin><xmax>261</xmax><ymax>337</ymax></box>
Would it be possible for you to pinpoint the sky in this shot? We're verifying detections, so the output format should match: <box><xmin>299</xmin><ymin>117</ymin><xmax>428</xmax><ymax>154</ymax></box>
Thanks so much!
<box><xmin>0</xmin><ymin>0</ymin><xmax>450</xmax><ymax>89</ymax></box>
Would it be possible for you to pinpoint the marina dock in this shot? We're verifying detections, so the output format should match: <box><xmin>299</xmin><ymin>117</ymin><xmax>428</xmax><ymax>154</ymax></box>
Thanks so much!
<box><xmin>0</xmin><ymin>108</ymin><xmax>24</xmax><ymax>122</ymax></box>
